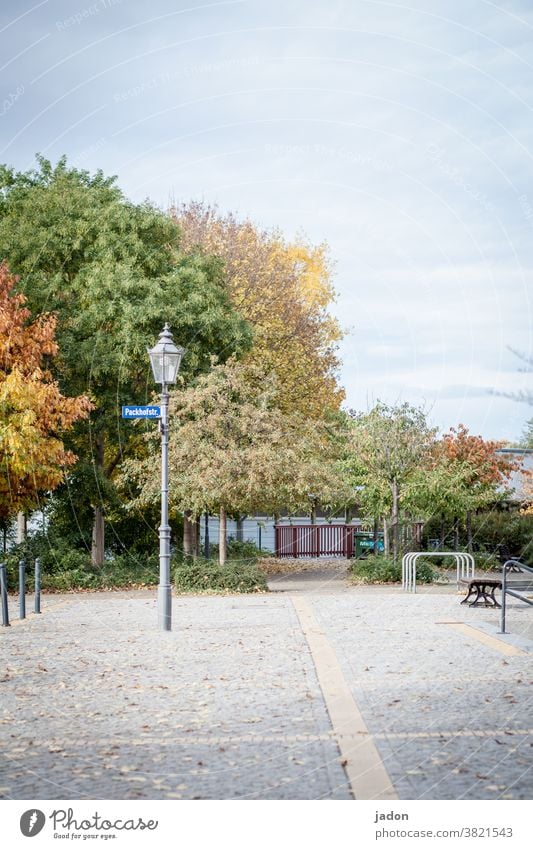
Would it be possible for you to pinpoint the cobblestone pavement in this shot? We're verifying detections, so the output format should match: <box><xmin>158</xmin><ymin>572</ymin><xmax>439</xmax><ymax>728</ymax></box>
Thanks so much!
<box><xmin>308</xmin><ymin>585</ymin><xmax>532</xmax><ymax>800</ymax></box>
<box><xmin>0</xmin><ymin>592</ymin><xmax>350</xmax><ymax>800</ymax></box>
<box><xmin>0</xmin><ymin>578</ymin><xmax>531</xmax><ymax>800</ymax></box>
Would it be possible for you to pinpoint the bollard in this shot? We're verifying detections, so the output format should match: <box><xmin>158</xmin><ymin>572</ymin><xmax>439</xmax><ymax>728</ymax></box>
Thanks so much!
<box><xmin>19</xmin><ymin>559</ymin><xmax>26</xmax><ymax>620</ymax></box>
<box><xmin>500</xmin><ymin>562</ymin><xmax>508</xmax><ymax>634</ymax></box>
<box><xmin>34</xmin><ymin>557</ymin><xmax>41</xmax><ymax>614</ymax></box>
<box><xmin>0</xmin><ymin>563</ymin><xmax>9</xmax><ymax>627</ymax></box>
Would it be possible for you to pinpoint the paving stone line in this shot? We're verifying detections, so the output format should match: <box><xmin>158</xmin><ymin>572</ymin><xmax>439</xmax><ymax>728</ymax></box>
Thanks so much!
<box><xmin>292</xmin><ymin>595</ymin><xmax>397</xmax><ymax>801</ymax></box>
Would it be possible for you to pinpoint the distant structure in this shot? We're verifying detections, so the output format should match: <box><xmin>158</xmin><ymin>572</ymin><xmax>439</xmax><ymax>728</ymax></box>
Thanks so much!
<box><xmin>200</xmin><ymin>513</ymin><xmax>360</xmax><ymax>555</ymax></box>
<box><xmin>496</xmin><ymin>448</ymin><xmax>533</xmax><ymax>507</ymax></box>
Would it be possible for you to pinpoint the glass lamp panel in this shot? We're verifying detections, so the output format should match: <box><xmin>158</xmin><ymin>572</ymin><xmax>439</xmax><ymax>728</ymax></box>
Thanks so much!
<box><xmin>165</xmin><ymin>352</ymin><xmax>182</xmax><ymax>384</ymax></box>
<box><xmin>149</xmin><ymin>353</ymin><xmax>165</xmax><ymax>384</ymax></box>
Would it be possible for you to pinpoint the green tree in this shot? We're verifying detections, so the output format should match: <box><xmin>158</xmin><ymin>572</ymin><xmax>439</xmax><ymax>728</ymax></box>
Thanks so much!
<box><xmin>520</xmin><ymin>418</ymin><xmax>533</xmax><ymax>448</ymax></box>
<box><xmin>347</xmin><ymin>402</ymin><xmax>437</xmax><ymax>561</ymax></box>
<box><xmin>121</xmin><ymin>359</ymin><xmax>347</xmax><ymax>565</ymax></box>
<box><xmin>0</xmin><ymin>156</ymin><xmax>251</xmax><ymax>563</ymax></box>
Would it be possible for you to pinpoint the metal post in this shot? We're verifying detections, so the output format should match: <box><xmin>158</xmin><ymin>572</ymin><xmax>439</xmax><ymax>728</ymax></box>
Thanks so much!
<box><xmin>157</xmin><ymin>385</ymin><xmax>172</xmax><ymax>631</ymax></box>
<box><xmin>204</xmin><ymin>512</ymin><xmax>210</xmax><ymax>559</ymax></box>
<box><xmin>258</xmin><ymin>524</ymin><xmax>262</xmax><ymax>552</ymax></box>
<box><xmin>500</xmin><ymin>562</ymin><xmax>507</xmax><ymax>634</ymax></box>
<box><xmin>0</xmin><ymin>563</ymin><xmax>9</xmax><ymax>626</ymax></box>
<box><xmin>19</xmin><ymin>559</ymin><xmax>26</xmax><ymax>619</ymax></box>
<box><xmin>34</xmin><ymin>557</ymin><xmax>41</xmax><ymax>614</ymax></box>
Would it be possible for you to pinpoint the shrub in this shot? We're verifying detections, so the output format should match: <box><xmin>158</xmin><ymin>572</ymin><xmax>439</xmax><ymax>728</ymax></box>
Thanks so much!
<box><xmin>173</xmin><ymin>558</ymin><xmax>267</xmax><ymax>593</ymax></box>
<box><xmin>2</xmin><ymin>533</ymin><xmax>90</xmax><ymax>576</ymax></box>
<box><xmin>473</xmin><ymin>552</ymin><xmax>501</xmax><ymax>572</ymax></box>
<box><xmin>470</xmin><ymin>511</ymin><xmax>532</xmax><ymax>563</ymax></box>
<box><xmin>422</xmin><ymin>510</ymin><xmax>533</xmax><ymax>564</ymax></box>
<box><xmin>208</xmin><ymin>538</ymin><xmax>269</xmax><ymax>562</ymax></box>
<box><xmin>1</xmin><ymin>550</ymin><xmax>160</xmax><ymax>592</ymax></box>
<box><xmin>42</xmin><ymin>569</ymin><xmax>100</xmax><ymax>592</ymax></box>
<box><xmin>349</xmin><ymin>554</ymin><xmax>434</xmax><ymax>584</ymax></box>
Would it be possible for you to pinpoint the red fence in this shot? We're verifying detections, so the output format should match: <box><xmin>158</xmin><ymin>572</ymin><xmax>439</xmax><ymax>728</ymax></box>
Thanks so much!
<box><xmin>274</xmin><ymin>525</ymin><xmax>354</xmax><ymax>558</ymax></box>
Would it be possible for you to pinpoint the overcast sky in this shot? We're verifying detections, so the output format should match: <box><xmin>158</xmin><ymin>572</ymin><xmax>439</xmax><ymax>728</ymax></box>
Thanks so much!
<box><xmin>1</xmin><ymin>0</ymin><xmax>532</xmax><ymax>440</ymax></box>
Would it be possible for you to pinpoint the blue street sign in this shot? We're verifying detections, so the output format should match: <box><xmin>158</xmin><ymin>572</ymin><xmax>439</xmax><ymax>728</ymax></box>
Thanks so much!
<box><xmin>122</xmin><ymin>405</ymin><xmax>161</xmax><ymax>419</ymax></box>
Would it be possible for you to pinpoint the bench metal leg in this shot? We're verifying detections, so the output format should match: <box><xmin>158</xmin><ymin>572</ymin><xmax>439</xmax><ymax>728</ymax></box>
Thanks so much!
<box><xmin>461</xmin><ymin>585</ymin><xmax>480</xmax><ymax>606</ymax></box>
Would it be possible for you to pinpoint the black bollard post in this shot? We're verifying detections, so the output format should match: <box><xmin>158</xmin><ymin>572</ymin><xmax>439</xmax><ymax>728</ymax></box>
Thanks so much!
<box><xmin>34</xmin><ymin>557</ymin><xmax>41</xmax><ymax>614</ymax></box>
<box><xmin>0</xmin><ymin>563</ymin><xmax>9</xmax><ymax>627</ymax></box>
<box><xmin>19</xmin><ymin>559</ymin><xmax>26</xmax><ymax>620</ymax></box>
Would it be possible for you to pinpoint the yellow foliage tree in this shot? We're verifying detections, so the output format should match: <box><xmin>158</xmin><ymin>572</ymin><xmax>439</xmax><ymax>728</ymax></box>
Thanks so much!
<box><xmin>0</xmin><ymin>264</ymin><xmax>92</xmax><ymax>519</ymax></box>
<box><xmin>173</xmin><ymin>203</ymin><xmax>344</xmax><ymax>417</ymax></box>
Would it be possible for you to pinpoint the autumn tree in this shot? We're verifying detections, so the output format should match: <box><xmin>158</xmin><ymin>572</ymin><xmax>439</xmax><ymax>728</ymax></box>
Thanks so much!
<box><xmin>172</xmin><ymin>202</ymin><xmax>344</xmax><ymax>418</ymax></box>
<box><xmin>416</xmin><ymin>427</ymin><xmax>514</xmax><ymax>548</ymax></box>
<box><xmin>0</xmin><ymin>264</ymin><xmax>91</xmax><ymax>519</ymax></box>
<box><xmin>0</xmin><ymin>157</ymin><xmax>251</xmax><ymax>564</ymax></box>
<box><xmin>440</xmin><ymin>426</ymin><xmax>516</xmax><ymax>548</ymax></box>
<box><xmin>121</xmin><ymin>359</ymin><xmax>348</xmax><ymax>565</ymax></box>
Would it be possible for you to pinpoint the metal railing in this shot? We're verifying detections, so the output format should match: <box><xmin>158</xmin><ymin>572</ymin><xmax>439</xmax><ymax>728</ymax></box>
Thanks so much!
<box><xmin>275</xmin><ymin>524</ymin><xmax>354</xmax><ymax>558</ymax></box>
<box><xmin>402</xmin><ymin>551</ymin><xmax>475</xmax><ymax>592</ymax></box>
<box><xmin>499</xmin><ymin>559</ymin><xmax>533</xmax><ymax>634</ymax></box>
<box><xmin>0</xmin><ymin>558</ymin><xmax>42</xmax><ymax>627</ymax></box>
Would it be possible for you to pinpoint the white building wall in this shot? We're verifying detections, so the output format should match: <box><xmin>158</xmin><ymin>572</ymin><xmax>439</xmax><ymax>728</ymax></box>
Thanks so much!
<box><xmin>199</xmin><ymin>516</ymin><xmax>358</xmax><ymax>554</ymax></box>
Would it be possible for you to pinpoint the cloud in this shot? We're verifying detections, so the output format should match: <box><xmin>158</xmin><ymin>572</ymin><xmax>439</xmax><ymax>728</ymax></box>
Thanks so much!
<box><xmin>1</xmin><ymin>0</ymin><xmax>532</xmax><ymax>439</ymax></box>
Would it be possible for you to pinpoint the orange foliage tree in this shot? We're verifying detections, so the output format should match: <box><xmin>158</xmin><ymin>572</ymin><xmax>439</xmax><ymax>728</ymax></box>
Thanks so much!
<box><xmin>0</xmin><ymin>264</ymin><xmax>92</xmax><ymax>519</ymax></box>
<box><xmin>438</xmin><ymin>424</ymin><xmax>518</xmax><ymax>548</ymax></box>
<box><xmin>441</xmin><ymin>424</ymin><xmax>516</xmax><ymax>487</ymax></box>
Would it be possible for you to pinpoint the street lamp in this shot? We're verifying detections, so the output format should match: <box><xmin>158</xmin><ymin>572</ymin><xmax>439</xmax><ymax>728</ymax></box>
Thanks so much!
<box><xmin>148</xmin><ymin>324</ymin><xmax>184</xmax><ymax>631</ymax></box>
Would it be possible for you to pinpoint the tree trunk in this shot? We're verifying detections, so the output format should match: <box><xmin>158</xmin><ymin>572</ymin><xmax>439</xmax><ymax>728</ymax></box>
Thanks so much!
<box><xmin>194</xmin><ymin>516</ymin><xmax>200</xmax><ymax>557</ymax></box>
<box><xmin>16</xmin><ymin>512</ymin><xmax>26</xmax><ymax>545</ymax></box>
<box><xmin>236</xmin><ymin>516</ymin><xmax>244</xmax><ymax>542</ymax></box>
<box><xmin>383</xmin><ymin>517</ymin><xmax>390</xmax><ymax>556</ymax></box>
<box><xmin>219</xmin><ymin>506</ymin><xmax>227</xmax><ymax>566</ymax></box>
<box><xmin>345</xmin><ymin>506</ymin><xmax>353</xmax><ymax>524</ymax></box>
<box><xmin>310</xmin><ymin>500</ymin><xmax>317</xmax><ymax>525</ymax></box>
<box><xmin>204</xmin><ymin>513</ymin><xmax>210</xmax><ymax>559</ymax></box>
<box><xmin>466</xmin><ymin>511</ymin><xmax>473</xmax><ymax>553</ymax></box>
<box><xmin>391</xmin><ymin>480</ymin><xmax>400</xmax><ymax>562</ymax></box>
<box><xmin>183</xmin><ymin>510</ymin><xmax>193</xmax><ymax>557</ymax></box>
<box><xmin>373</xmin><ymin>518</ymin><xmax>379</xmax><ymax>554</ymax></box>
<box><xmin>453</xmin><ymin>517</ymin><xmax>460</xmax><ymax>550</ymax></box>
<box><xmin>91</xmin><ymin>507</ymin><xmax>104</xmax><ymax>566</ymax></box>
<box><xmin>91</xmin><ymin>433</ymin><xmax>105</xmax><ymax>566</ymax></box>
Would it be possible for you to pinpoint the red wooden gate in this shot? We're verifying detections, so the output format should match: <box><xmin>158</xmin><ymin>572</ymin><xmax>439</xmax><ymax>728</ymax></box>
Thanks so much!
<box><xmin>274</xmin><ymin>525</ymin><xmax>354</xmax><ymax>558</ymax></box>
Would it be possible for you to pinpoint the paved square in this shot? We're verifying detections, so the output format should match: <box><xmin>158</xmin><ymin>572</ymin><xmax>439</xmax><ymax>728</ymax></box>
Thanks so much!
<box><xmin>1</xmin><ymin>575</ymin><xmax>531</xmax><ymax>800</ymax></box>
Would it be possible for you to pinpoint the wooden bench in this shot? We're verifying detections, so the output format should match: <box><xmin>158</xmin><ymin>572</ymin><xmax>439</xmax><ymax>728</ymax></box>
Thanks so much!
<box><xmin>460</xmin><ymin>578</ymin><xmax>502</xmax><ymax>608</ymax></box>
